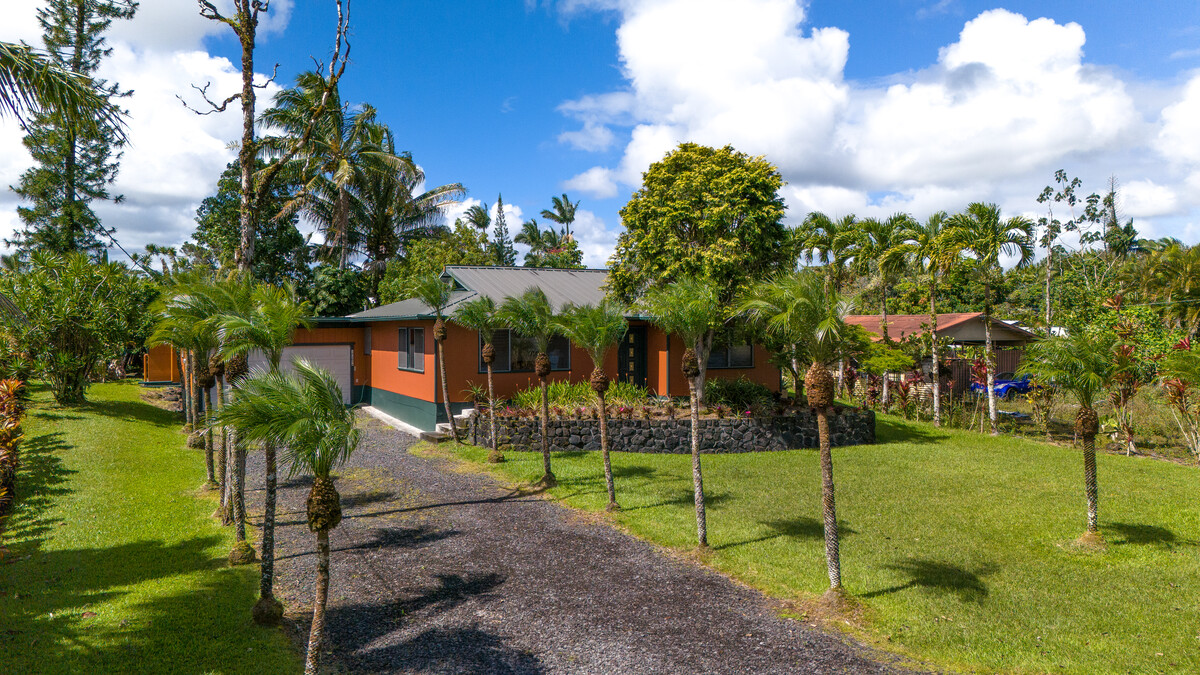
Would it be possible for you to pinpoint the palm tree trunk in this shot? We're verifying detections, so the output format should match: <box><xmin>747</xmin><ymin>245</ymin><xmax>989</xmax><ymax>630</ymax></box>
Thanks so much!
<box><xmin>437</xmin><ymin>337</ymin><xmax>460</xmax><ymax>442</ymax></box>
<box><xmin>881</xmin><ymin>293</ymin><xmax>890</xmax><ymax>408</ymax></box>
<box><xmin>817</xmin><ymin>407</ymin><xmax>841</xmax><ymax>590</ymax></box>
<box><xmin>983</xmin><ymin>285</ymin><xmax>999</xmax><ymax>435</ymax></box>
<box><xmin>337</xmin><ymin>185</ymin><xmax>351</xmax><ymax>270</ymax></box>
<box><xmin>930</xmin><ymin>281</ymin><xmax>941</xmax><ymax>426</ymax></box>
<box><xmin>791</xmin><ymin>354</ymin><xmax>803</xmax><ymax>402</ymax></box>
<box><xmin>233</xmin><ymin>433</ymin><xmax>247</xmax><ymax>542</ymax></box>
<box><xmin>539</xmin><ymin>376</ymin><xmax>555</xmax><ymax>486</ymax></box>
<box><xmin>689</xmin><ymin>378</ymin><xmax>708</xmax><ymax>548</ymax></box>
<box><xmin>217</xmin><ymin>378</ymin><xmax>230</xmax><ymax>523</ymax></box>
<box><xmin>486</xmin><ymin>363</ymin><xmax>501</xmax><ymax>463</ymax></box>
<box><xmin>258</xmin><ymin>441</ymin><xmax>279</xmax><ymax>615</ymax></box>
<box><xmin>1083</xmin><ymin>435</ymin><xmax>1099</xmax><ymax>534</ymax></box>
<box><xmin>598</xmin><ymin>390</ymin><xmax>616</xmax><ymax>510</ymax></box>
<box><xmin>204</xmin><ymin>386</ymin><xmax>216</xmax><ymax>485</ymax></box>
<box><xmin>304</xmin><ymin>528</ymin><xmax>331</xmax><ymax>675</ymax></box>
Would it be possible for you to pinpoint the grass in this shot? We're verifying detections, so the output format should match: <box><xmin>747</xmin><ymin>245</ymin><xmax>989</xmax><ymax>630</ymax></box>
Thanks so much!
<box><xmin>0</xmin><ymin>381</ymin><xmax>299</xmax><ymax>674</ymax></box>
<box><xmin>430</xmin><ymin>413</ymin><xmax>1200</xmax><ymax>674</ymax></box>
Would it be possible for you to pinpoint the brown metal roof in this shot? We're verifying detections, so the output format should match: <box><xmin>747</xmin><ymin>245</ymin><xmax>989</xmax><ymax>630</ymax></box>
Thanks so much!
<box><xmin>845</xmin><ymin>313</ymin><xmax>1038</xmax><ymax>342</ymax></box>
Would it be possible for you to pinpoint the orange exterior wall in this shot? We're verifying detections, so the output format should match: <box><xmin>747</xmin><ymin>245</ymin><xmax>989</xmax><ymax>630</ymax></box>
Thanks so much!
<box><xmin>291</xmin><ymin>325</ymin><xmax>371</xmax><ymax>388</ymax></box>
<box><xmin>656</xmin><ymin>332</ymin><xmax>780</xmax><ymax>398</ymax></box>
<box><xmin>143</xmin><ymin>344</ymin><xmax>181</xmax><ymax>383</ymax></box>
<box><xmin>369</xmin><ymin>320</ymin><xmax>437</xmax><ymax>402</ymax></box>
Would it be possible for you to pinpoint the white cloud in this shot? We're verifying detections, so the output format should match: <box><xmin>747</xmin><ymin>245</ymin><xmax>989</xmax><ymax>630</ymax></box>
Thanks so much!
<box><xmin>1122</xmin><ymin>180</ymin><xmax>1179</xmax><ymax>218</ymax></box>
<box><xmin>1158</xmin><ymin>74</ymin><xmax>1200</xmax><ymax>166</ymax></box>
<box><xmin>564</xmin><ymin>166</ymin><xmax>619</xmax><ymax>199</ymax></box>
<box><xmin>567</xmin><ymin>209</ymin><xmax>620</xmax><ymax>267</ymax></box>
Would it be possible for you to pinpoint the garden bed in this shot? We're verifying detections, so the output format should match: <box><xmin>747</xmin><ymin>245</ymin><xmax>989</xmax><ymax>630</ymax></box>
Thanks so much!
<box><xmin>468</xmin><ymin>405</ymin><xmax>874</xmax><ymax>453</ymax></box>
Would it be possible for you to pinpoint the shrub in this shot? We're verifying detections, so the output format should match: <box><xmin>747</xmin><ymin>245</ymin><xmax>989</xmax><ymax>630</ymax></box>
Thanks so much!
<box><xmin>705</xmin><ymin>376</ymin><xmax>772</xmax><ymax>410</ymax></box>
<box><xmin>0</xmin><ymin>379</ymin><xmax>27</xmax><ymax>535</ymax></box>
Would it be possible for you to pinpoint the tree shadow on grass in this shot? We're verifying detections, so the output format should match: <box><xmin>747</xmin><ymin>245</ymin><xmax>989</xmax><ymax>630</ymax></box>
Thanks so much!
<box><xmin>861</xmin><ymin>558</ymin><xmax>998</xmax><ymax>603</ymax></box>
<box><xmin>612</xmin><ymin>464</ymin><xmax>657</xmax><ymax>480</ymax></box>
<box><xmin>3</xmin><ymin>432</ymin><xmax>75</xmax><ymax>552</ymax></box>
<box><xmin>80</xmin><ymin>398</ymin><xmax>178</xmax><ymax>429</ymax></box>
<box><xmin>624</xmin><ymin>489</ymin><xmax>731</xmax><ymax>511</ymax></box>
<box><xmin>715</xmin><ymin>516</ymin><xmax>858</xmax><ymax>551</ymax></box>
<box><xmin>874</xmin><ymin>417</ymin><xmax>953</xmax><ymax>445</ymax></box>
<box><xmin>1107</xmin><ymin>522</ymin><xmax>1194</xmax><ymax>549</ymax></box>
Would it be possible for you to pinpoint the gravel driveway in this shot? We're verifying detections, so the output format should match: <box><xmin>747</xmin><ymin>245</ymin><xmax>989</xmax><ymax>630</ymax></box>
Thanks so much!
<box><xmin>247</xmin><ymin>413</ymin><xmax>917</xmax><ymax>674</ymax></box>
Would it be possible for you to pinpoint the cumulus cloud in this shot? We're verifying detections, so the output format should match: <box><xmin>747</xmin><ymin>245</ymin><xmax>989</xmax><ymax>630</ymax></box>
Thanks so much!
<box><xmin>558</xmin><ymin>2</ymin><xmax>1199</xmax><ymax>247</ymax></box>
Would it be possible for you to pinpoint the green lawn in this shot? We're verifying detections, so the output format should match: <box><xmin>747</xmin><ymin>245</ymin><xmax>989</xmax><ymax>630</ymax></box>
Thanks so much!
<box><xmin>435</xmin><ymin>415</ymin><xmax>1200</xmax><ymax>674</ymax></box>
<box><xmin>0</xmin><ymin>381</ymin><xmax>298</xmax><ymax>674</ymax></box>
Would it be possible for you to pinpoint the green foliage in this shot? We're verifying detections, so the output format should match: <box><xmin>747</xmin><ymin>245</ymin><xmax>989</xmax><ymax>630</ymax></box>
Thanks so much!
<box><xmin>554</xmin><ymin>301</ymin><xmax>628</xmax><ymax>369</ymax></box>
<box><xmin>859</xmin><ymin>342</ymin><xmax>914</xmax><ymax>376</ymax></box>
<box><xmin>736</xmin><ymin>270</ymin><xmax>853</xmax><ymax>369</ymax></box>
<box><xmin>185</xmin><ymin>159</ymin><xmax>313</xmax><ymax>288</ymax></box>
<box><xmin>1073</xmin><ymin>304</ymin><xmax>1184</xmax><ymax>369</ymax></box>
<box><xmin>218</xmin><ymin>281</ymin><xmax>313</xmax><ymax>370</ymax></box>
<box><xmin>452</xmin><ymin>296</ymin><xmax>502</xmax><ymax>344</ymax></box>
<box><xmin>1</xmin><ymin>252</ymin><xmax>149</xmax><ymax>404</ymax></box>
<box><xmin>638</xmin><ymin>275</ymin><xmax>723</xmax><ymax>352</ymax></box>
<box><xmin>509</xmin><ymin>380</ymin><xmax>649</xmax><ymax>411</ymax></box>
<box><xmin>499</xmin><ymin>288</ymin><xmax>559</xmax><ymax>353</ymax></box>
<box><xmin>305</xmin><ymin>264</ymin><xmax>368</xmax><ymax>317</ymax></box>
<box><xmin>8</xmin><ymin>0</ymin><xmax>136</xmax><ymax>258</ymax></box>
<box><xmin>378</xmin><ymin>222</ymin><xmax>491</xmax><ymax>304</ymax></box>
<box><xmin>1018</xmin><ymin>331</ymin><xmax>1117</xmax><ymax>409</ymax></box>
<box><xmin>704</xmin><ymin>376</ymin><xmax>772</xmax><ymax>410</ymax></box>
<box><xmin>608</xmin><ymin>143</ymin><xmax>792</xmax><ymax>304</ymax></box>
<box><xmin>489</xmin><ymin>195</ymin><xmax>517</xmax><ymax>266</ymax></box>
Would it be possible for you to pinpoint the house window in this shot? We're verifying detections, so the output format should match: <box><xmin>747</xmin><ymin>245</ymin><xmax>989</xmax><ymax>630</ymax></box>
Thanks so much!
<box><xmin>481</xmin><ymin>329</ymin><xmax>571</xmax><ymax>373</ymax></box>
<box><xmin>707</xmin><ymin>343</ymin><xmax>754</xmax><ymax>369</ymax></box>
<box><xmin>397</xmin><ymin>327</ymin><xmax>425</xmax><ymax>372</ymax></box>
<box><xmin>363</xmin><ymin>329</ymin><xmax>372</xmax><ymax>354</ymax></box>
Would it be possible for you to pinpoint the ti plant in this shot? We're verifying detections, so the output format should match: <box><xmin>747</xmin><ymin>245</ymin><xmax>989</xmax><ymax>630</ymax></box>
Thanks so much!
<box><xmin>1160</xmin><ymin>338</ymin><xmax>1200</xmax><ymax>461</ymax></box>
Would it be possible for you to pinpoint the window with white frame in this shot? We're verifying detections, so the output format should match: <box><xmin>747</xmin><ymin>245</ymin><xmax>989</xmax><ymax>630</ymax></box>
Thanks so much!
<box><xmin>397</xmin><ymin>327</ymin><xmax>425</xmax><ymax>372</ymax></box>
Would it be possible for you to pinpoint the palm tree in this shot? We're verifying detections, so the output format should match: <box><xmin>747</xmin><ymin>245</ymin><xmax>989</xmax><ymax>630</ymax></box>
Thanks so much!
<box><xmin>499</xmin><ymin>288</ymin><xmax>561</xmax><ymax>486</ymax></box>
<box><xmin>0</xmin><ymin>40</ymin><xmax>125</xmax><ymax>138</ymax></box>
<box><xmin>1018</xmin><ymin>332</ymin><xmax>1115</xmax><ymax>544</ymax></box>
<box><xmin>260</xmin><ymin>71</ymin><xmax>399</xmax><ymax>268</ymax></box>
<box><xmin>404</xmin><ymin>272</ymin><xmax>460</xmax><ymax>443</ymax></box>
<box><xmin>946</xmin><ymin>203</ymin><xmax>1034</xmax><ymax>434</ymax></box>
<box><xmin>798</xmin><ymin>212</ymin><xmax>860</xmax><ymax>293</ymax></box>
<box><xmin>540</xmin><ymin>193</ymin><xmax>579</xmax><ymax>238</ymax></box>
<box><xmin>352</xmin><ymin>126</ymin><xmax>465</xmax><ymax>301</ymax></box>
<box><xmin>639</xmin><ymin>276</ymin><xmax>724</xmax><ymax>548</ymax></box>
<box><xmin>738</xmin><ymin>270</ymin><xmax>852</xmax><ymax>591</ymax></box>
<box><xmin>462</xmin><ymin>203</ymin><xmax>491</xmax><ymax>232</ymax></box>
<box><xmin>555</xmin><ymin>301</ymin><xmax>628</xmax><ymax>510</ymax></box>
<box><xmin>452</xmin><ymin>296</ymin><xmax>504</xmax><ymax>463</ymax></box>
<box><xmin>884</xmin><ymin>211</ymin><xmax>953</xmax><ymax>425</ymax></box>
<box><xmin>216</xmin><ymin>359</ymin><xmax>360</xmax><ymax>675</ymax></box>
<box><xmin>220</xmin><ymin>282</ymin><xmax>313</xmax><ymax>626</ymax></box>
<box><xmin>855</xmin><ymin>214</ymin><xmax>913</xmax><ymax>408</ymax></box>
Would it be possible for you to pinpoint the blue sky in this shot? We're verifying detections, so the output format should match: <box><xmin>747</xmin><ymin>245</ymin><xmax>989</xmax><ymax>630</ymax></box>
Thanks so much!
<box><xmin>4</xmin><ymin>1</ymin><xmax>1200</xmax><ymax>267</ymax></box>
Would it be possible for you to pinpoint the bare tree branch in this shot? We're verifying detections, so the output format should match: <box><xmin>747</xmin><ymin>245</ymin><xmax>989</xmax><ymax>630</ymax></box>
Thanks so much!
<box><xmin>196</xmin><ymin>0</ymin><xmax>238</xmax><ymax>31</ymax></box>
<box><xmin>177</xmin><ymin>81</ymin><xmax>241</xmax><ymax>115</ymax></box>
<box><xmin>252</xmin><ymin>63</ymin><xmax>280</xmax><ymax>89</ymax></box>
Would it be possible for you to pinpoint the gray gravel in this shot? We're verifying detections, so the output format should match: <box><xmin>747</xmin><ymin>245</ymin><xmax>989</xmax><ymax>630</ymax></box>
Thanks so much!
<box><xmin>246</xmin><ymin>414</ymin><xmax>919</xmax><ymax>674</ymax></box>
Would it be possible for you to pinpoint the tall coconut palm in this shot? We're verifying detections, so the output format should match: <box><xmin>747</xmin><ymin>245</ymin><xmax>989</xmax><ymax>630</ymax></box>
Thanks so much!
<box><xmin>404</xmin><ymin>272</ymin><xmax>460</xmax><ymax>443</ymax></box>
<box><xmin>555</xmin><ymin>301</ymin><xmax>628</xmax><ymax>510</ymax></box>
<box><xmin>499</xmin><ymin>287</ymin><xmax>561</xmax><ymax>487</ymax></box>
<box><xmin>946</xmin><ymin>203</ymin><xmax>1035</xmax><ymax>434</ymax></box>
<box><xmin>738</xmin><ymin>270</ymin><xmax>852</xmax><ymax>590</ymax></box>
<box><xmin>1018</xmin><ymin>331</ymin><xmax>1115</xmax><ymax>543</ymax></box>
<box><xmin>540</xmin><ymin>193</ymin><xmax>579</xmax><ymax>239</ymax></box>
<box><xmin>884</xmin><ymin>211</ymin><xmax>953</xmax><ymax>425</ymax></box>
<box><xmin>215</xmin><ymin>359</ymin><xmax>360</xmax><ymax>675</ymax></box>
<box><xmin>640</xmin><ymin>276</ymin><xmax>724</xmax><ymax>548</ymax></box>
<box><xmin>220</xmin><ymin>282</ymin><xmax>313</xmax><ymax>625</ymax></box>
<box><xmin>462</xmin><ymin>203</ymin><xmax>491</xmax><ymax>233</ymax></box>
<box><xmin>0</xmin><ymin>40</ymin><xmax>125</xmax><ymax>137</ymax></box>
<box><xmin>260</xmin><ymin>71</ymin><xmax>399</xmax><ymax>268</ymax></box>
<box><xmin>855</xmin><ymin>214</ymin><xmax>914</xmax><ymax>407</ymax></box>
<box><xmin>452</xmin><ymin>296</ymin><xmax>504</xmax><ymax>463</ymax></box>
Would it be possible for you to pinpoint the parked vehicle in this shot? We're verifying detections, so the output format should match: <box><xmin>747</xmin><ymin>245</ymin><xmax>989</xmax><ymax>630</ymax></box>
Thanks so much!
<box><xmin>970</xmin><ymin>371</ymin><xmax>1032</xmax><ymax>400</ymax></box>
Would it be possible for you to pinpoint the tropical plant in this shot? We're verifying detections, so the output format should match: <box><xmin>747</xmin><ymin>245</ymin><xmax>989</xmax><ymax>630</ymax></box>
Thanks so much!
<box><xmin>0</xmin><ymin>40</ymin><xmax>125</xmax><ymax>136</ymax></box>
<box><xmin>404</xmin><ymin>272</ymin><xmax>460</xmax><ymax>443</ymax></box>
<box><xmin>0</xmin><ymin>379</ymin><xmax>27</xmax><ymax>533</ymax></box>
<box><xmin>885</xmin><ymin>211</ymin><xmax>954</xmax><ymax>424</ymax></box>
<box><xmin>515</xmin><ymin>219</ymin><xmax>584</xmax><ymax>268</ymax></box>
<box><xmin>1160</xmin><ymin>339</ymin><xmax>1200</xmax><ymax>460</ymax></box>
<box><xmin>1018</xmin><ymin>331</ymin><xmax>1116</xmax><ymax>543</ymax></box>
<box><xmin>704</xmin><ymin>377</ymin><xmax>772</xmax><ymax>410</ymax></box>
<box><xmin>540</xmin><ymin>193</ymin><xmax>579</xmax><ymax>238</ymax></box>
<box><xmin>499</xmin><ymin>288</ymin><xmax>561</xmax><ymax>486</ymax></box>
<box><xmin>854</xmin><ymin>213</ymin><xmax>914</xmax><ymax>406</ymax></box>
<box><xmin>453</xmin><ymin>296</ymin><xmax>503</xmax><ymax>462</ymax></box>
<box><xmin>946</xmin><ymin>202</ymin><xmax>1034</xmax><ymax>435</ymax></box>
<box><xmin>639</xmin><ymin>276</ymin><xmax>725</xmax><ymax>547</ymax></box>
<box><xmin>798</xmin><ymin>212</ymin><xmax>860</xmax><ymax>293</ymax></box>
<box><xmin>555</xmin><ymin>300</ymin><xmax>628</xmax><ymax>510</ymax></box>
<box><xmin>215</xmin><ymin>359</ymin><xmax>360</xmax><ymax>675</ymax></box>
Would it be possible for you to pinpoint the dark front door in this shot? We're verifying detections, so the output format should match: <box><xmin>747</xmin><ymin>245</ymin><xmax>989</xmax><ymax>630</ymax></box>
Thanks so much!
<box><xmin>618</xmin><ymin>325</ymin><xmax>647</xmax><ymax>388</ymax></box>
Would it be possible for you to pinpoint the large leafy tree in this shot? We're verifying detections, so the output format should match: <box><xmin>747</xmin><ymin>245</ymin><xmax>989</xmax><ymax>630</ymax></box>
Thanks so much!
<box><xmin>184</xmin><ymin>159</ymin><xmax>313</xmax><ymax>288</ymax></box>
<box><xmin>378</xmin><ymin>222</ymin><xmax>490</xmax><ymax>304</ymax></box>
<box><xmin>608</xmin><ymin>143</ymin><xmax>792</xmax><ymax>306</ymax></box>
<box><xmin>555</xmin><ymin>301</ymin><xmax>627</xmax><ymax>510</ymax></box>
<box><xmin>404</xmin><ymin>272</ymin><xmax>460</xmax><ymax>442</ymax></box>
<box><xmin>945</xmin><ymin>203</ymin><xmax>1034</xmax><ymax>435</ymax></box>
<box><xmin>639</xmin><ymin>276</ymin><xmax>724</xmax><ymax>548</ymax></box>
<box><xmin>1018</xmin><ymin>331</ymin><xmax>1115</xmax><ymax>544</ymax></box>
<box><xmin>9</xmin><ymin>0</ymin><xmax>137</xmax><ymax>258</ymax></box>
<box><xmin>216</xmin><ymin>360</ymin><xmax>360</xmax><ymax>675</ymax></box>
<box><xmin>499</xmin><ymin>288</ymin><xmax>561</xmax><ymax>486</ymax></box>
<box><xmin>1</xmin><ymin>251</ymin><xmax>147</xmax><ymax>404</ymax></box>
<box><xmin>220</xmin><ymin>282</ymin><xmax>312</xmax><ymax>625</ymax></box>
<box><xmin>452</xmin><ymin>296</ymin><xmax>504</xmax><ymax>463</ymax></box>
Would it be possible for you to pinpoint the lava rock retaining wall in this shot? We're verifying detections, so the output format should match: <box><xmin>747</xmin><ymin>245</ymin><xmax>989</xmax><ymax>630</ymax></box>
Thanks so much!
<box><xmin>468</xmin><ymin>407</ymin><xmax>874</xmax><ymax>453</ymax></box>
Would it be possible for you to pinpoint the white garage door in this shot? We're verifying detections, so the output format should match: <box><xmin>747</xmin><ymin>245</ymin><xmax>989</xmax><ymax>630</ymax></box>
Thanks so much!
<box><xmin>247</xmin><ymin>344</ymin><xmax>354</xmax><ymax>404</ymax></box>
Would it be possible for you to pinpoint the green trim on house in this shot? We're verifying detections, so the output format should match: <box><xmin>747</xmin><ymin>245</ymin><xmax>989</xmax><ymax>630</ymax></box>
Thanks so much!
<box><xmin>370</xmin><ymin>387</ymin><xmax>439</xmax><ymax>431</ymax></box>
<box><xmin>350</xmin><ymin>385</ymin><xmax>371</xmax><ymax>407</ymax></box>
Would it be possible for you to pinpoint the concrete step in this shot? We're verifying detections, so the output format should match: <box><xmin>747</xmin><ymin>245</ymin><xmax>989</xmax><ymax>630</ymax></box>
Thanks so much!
<box><xmin>420</xmin><ymin>431</ymin><xmax>451</xmax><ymax>443</ymax></box>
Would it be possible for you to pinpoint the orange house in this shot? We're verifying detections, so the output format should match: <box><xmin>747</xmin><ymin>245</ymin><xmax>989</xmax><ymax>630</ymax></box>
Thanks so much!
<box><xmin>145</xmin><ymin>266</ymin><xmax>780</xmax><ymax>431</ymax></box>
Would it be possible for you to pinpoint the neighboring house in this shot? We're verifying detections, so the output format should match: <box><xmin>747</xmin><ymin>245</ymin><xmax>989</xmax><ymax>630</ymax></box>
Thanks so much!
<box><xmin>144</xmin><ymin>266</ymin><xmax>780</xmax><ymax>431</ymax></box>
<box><xmin>845</xmin><ymin>312</ymin><xmax>1039</xmax><ymax>393</ymax></box>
